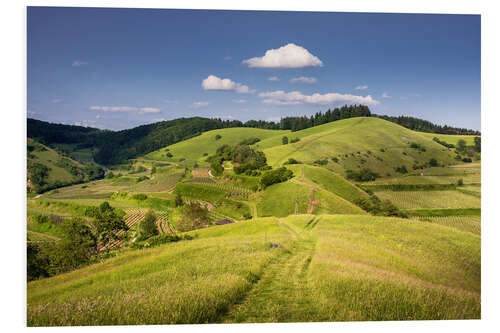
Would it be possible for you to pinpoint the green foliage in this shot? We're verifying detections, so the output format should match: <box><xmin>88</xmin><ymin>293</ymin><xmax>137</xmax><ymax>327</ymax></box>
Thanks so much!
<box><xmin>354</xmin><ymin>195</ymin><xmax>407</xmax><ymax>218</ymax></box>
<box><xmin>474</xmin><ymin>136</ymin><xmax>481</xmax><ymax>152</ymax></box>
<box><xmin>394</xmin><ymin>165</ymin><xmax>408</xmax><ymax>174</ymax></box>
<box><xmin>136</xmin><ymin>210</ymin><xmax>159</xmax><ymax>241</ymax></box>
<box><xmin>136</xmin><ymin>175</ymin><xmax>150</xmax><ymax>182</ymax></box>
<box><xmin>132</xmin><ymin>193</ymin><xmax>148</xmax><ymax>201</ymax></box>
<box><xmin>290</xmin><ymin>137</ymin><xmax>300</xmax><ymax>143</ymax></box>
<box><xmin>178</xmin><ymin>201</ymin><xmax>210</xmax><ymax>232</ymax></box>
<box><xmin>215</xmin><ymin>134</ymin><xmax>222</xmax><ymax>140</ymax></box>
<box><xmin>166</xmin><ymin>152</ymin><xmax>173</xmax><ymax>158</ymax></box>
<box><xmin>429</xmin><ymin>158</ymin><xmax>438</xmax><ymax>167</ymax></box>
<box><xmin>175</xmin><ymin>193</ymin><xmax>184</xmax><ymax>207</ymax></box>
<box><xmin>346</xmin><ymin>168</ymin><xmax>380</xmax><ymax>181</ymax></box>
<box><xmin>313</xmin><ymin>159</ymin><xmax>328</xmax><ymax>165</ymax></box>
<box><xmin>282</xmin><ymin>136</ymin><xmax>288</xmax><ymax>145</ymax></box>
<box><xmin>433</xmin><ymin>137</ymin><xmax>454</xmax><ymax>148</ymax></box>
<box><xmin>239</xmin><ymin>137</ymin><xmax>260</xmax><ymax>145</ymax></box>
<box><xmin>93</xmin><ymin>202</ymin><xmax>129</xmax><ymax>252</ymax></box>
<box><xmin>260</xmin><ymin>167</ymin><xmax>294</xmax><ymax>188</ymax></box>
<box><xmin>283</xmin><ymin>158</ymin><xmax>302</xmax><ymax>165</ymax></box>
<box><xmin>131</xmin><ymin>233</ymin><xmax>192</xmax><ymax>249</ymax></box>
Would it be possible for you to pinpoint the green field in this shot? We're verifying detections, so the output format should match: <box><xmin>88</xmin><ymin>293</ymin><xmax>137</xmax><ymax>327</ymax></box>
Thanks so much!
<box><xmin>27</xmin><ymin>214</ymin><xmax>480</xmax><ymax>325</ymax></box>
<box><xmin>417</xmin><ymin>132</ymin><xmax>479</xmax><ymax>145</ymax></box>
<box><xmin>26</xmin><ymin>116</ymin><xmax>482</xmax><ymax>325</ymax></box>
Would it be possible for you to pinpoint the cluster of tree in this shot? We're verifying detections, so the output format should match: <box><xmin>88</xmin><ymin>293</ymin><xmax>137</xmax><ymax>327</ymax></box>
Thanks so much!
<box><xmin>283</xmin><ymin>158</ymin><xmax>302</xmax><ymax>165</ymax></box>
<box><xmin>260</xmin><ymin>167</ymin><xmax>294</xmax><ymax>188</ymax></box>
<box><xmin>346</xmin><ymin>168</ymin><xmax>380</xmax><ymax>181</ymax></box>
<box><xmin>177</xmin><ymin>201</ymin><xmax>210</xmax><ymax>232</ymax></box>
<box><xmin>373</xmin><ymin>115</ymin><xmax>481</xmax><ymax>135</ymax></box>
<box><xmin>135</xmin><ymin>210</ymin><xmax>158</xmax><ymax>241</ymax></box>
<box><xmin>433</xmin><ymin>137</ymin><xmax>455</xmax><ymax>148</ymax></box>
<box><xmin>208</xmin><ymin>143</ymin><xmax>268</xmax><ymax>176</ymax></box>
<box><xmin>238</xmin><ymin>137</ymin><xmax>261</xmax><ymax>145</ymax></box>
<box><xmin>27</xmin><ymin>202</ymin><xmax>128</xmax><ymax>281</ymax></box>
<box><xmin>354</xmin><ymin>194</ymin><xmax>407</xmax><ymax>218</ymax></box>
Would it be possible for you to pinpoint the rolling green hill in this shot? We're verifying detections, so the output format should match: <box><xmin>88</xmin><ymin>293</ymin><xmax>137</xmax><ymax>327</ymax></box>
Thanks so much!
<box><xmin>27</xmin><ymin>139</ymin><xmax>104</xmax><ymax>193</ymax></box>
<box><xmin>145</xmin><ymin>127</ymin><xmax>290</xmax><ymax>162</ymax></box>
<box><xmin>260</xmin><ymin>117</ymin><xmax>459</xmax><ymax>176</ymax></box>
<box><xmin>27</xmin><ymin>214</ymin><xmax>480</xmax><ymax>326</ymax></box>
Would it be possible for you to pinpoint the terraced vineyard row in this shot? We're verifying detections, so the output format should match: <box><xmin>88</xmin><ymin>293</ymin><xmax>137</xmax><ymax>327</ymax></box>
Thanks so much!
<box><xmin>184</xmin><ymin>179</ymin><xmax>252</xmax><ymax>199</ymax></box>
<box><xmin>416</xmin><ymin>216</ymin><xmax>481</xmax><ymax>235</ymax></box>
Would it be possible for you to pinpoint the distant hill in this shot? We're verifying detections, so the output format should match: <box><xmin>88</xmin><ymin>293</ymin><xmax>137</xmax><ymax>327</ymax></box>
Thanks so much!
<box><xmin>27</xmin><ymin>139</ymin><xmax>104</xmax><ymax>193</ymax></box>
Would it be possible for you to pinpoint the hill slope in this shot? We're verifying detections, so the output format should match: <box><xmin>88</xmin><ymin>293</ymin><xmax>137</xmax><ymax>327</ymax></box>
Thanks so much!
<box><xmin>27</xmin><ymin>214</ymin><xmax>480</xmax><ymax>326</ymax></box>
<box><xmin>259</xmin><ymin>117</ymin><xmax>459</xmax><ymax>176</ymax></box>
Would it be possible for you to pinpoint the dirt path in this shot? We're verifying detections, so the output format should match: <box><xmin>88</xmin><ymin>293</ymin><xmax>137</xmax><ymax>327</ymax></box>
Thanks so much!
<box><xmin>306</xmin><ymin>187</ymin><xmax>319</xmax><ymax>214</ymax></box>
<box><xmin>220</xmin><ymin>221</ymin><xmax>319</xmax><ymax>323</ymax></box>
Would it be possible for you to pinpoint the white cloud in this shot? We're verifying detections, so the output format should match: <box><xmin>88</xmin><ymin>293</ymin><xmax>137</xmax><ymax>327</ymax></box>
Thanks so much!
<box><xmin>355</xmin><ymin>85</ymin><xmax>368</xmax><ymax>90</ymax></box>
<box><xmin>52</xmin><ymin>98</ymin><xmax>62</xmax><ymax>103</ymax></box>
<box><xmin>73</xmin><ymin>120</ymin><xmax>96</xmax><ymax>127</ymax></box>
<box><xmin>258</xmin><ymin>90</ymin><xmax>380</xmax><ymax>106</ymax></box>
<box><xmin>202</xmin><ymin>75</ymin><xmax>252</xmax><ymax>94</ymax></box>
<box><xmin>232</xmin><ymin>99</ymin><xmax>247</xmax><ymax>104</ymax></box>
<box><xmin>89</xmin><ymin>105</ymin><xmax>161</xmax><ymax>114</ymax></box>
<box><xmin>266</xmin><ymin>116</ymin><xmax>281</xmax><ymax>122</ymax></box>
<box><xmin>243</xmin><ymin>43</ymin><xmax>323</xmax><ymax>68</ymax></box>
<box><xmin>224</xmin><ymin>56</ymin><xmax>232</xmax><ymax>60</ymax></box>
<box><xmin>268</xmin><ymin>76</ymin><xmax>279</xmax><ymax>81</ymax></box>
<box><xmin>190</xmin><ymin>101</ymin><xmax>210</xmax><ymax>109</ymax></box>
<box><xmin>382</xmin><ymin>92</ymin><xmax>391</xmax><ymax>98</ymax></box>
<box><xmin>290</xmin><ymin>76</ymin><xmax>317</xmax><ymax>84</ymax></box>
<box><xmin>72</xmin><ymin>60</ymin><xmax>88</xmax><ymax>67</ymax></box>
<box><xmin>27</xmin><ymin>109</ymin><xmax>38</xmax><ymax>116</ymax></box>
<box><xmin>138</xmin><ymin>107</ymin><xmax>161</xmax><ymax>114</ymax></box>
<box><xmin>96</xmin><ymin>114</ymin><xmax>101</xmax><ymax>119</ymax></box>
<box><xmin>151</xmin><ymin>118</ymin><xmax>166</xmax><ymax>122</ymax></box>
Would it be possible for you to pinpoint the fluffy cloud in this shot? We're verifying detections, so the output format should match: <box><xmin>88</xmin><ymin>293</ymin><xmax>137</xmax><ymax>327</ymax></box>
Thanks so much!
<box><xmin>382</xmin><ymin>92</ymin><xmax>391</xmax><ymax>98</ymax></box>
<box><xmin>89</xmin><ymin>105</ymin><xmax>160</xmax><ymax>113</ymax></box>
<box><xmin>190</xmin><ymin>101</ymin><xmax>210</xmax><ymax>109</ymax></box>
<box><xmin>268</xmin><ymin>76</ymin><xmax>280</xmax><ymax>81</ymax></box>
<box><xmin>243</xmin><ymin>43</ymin><xmax>323</xmax><ymax>68</ymax></box>
<box><xmin>72</xmin><ymin>60</ymin><xmax>88</xmax><ymax>67</ymax></box>
<box><xmin>232</xmin><ymin>99</ymin><xmax>247</xmax><ymax>104</ymax></box>
<box><xmin>355</xmin><ymin>85</ymin><xmax>368</xmax><ymax>90</ymax></box>
<box><xmin>258</xmin><ymin>90</ymin><xmax>379</xmax><ymax>106</ymax></box>
<box><xmin>201</xmin><ymin>75</ymin><xmax>252</xmax><ymax>94</ymax></box>
<box><xmin>290</xmin><ymin>76</ymin><xmax>317</xmax><ymax>84</ymax></box>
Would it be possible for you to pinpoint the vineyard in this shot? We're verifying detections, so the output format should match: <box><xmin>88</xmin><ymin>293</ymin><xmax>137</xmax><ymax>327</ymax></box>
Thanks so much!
<box><xmin>375</xmin><ymin>190</ymin><xmax>481</xmax><ymax>209</ymax></box>
<box><xmin>416</xmin><ymin>216</ymin><xmax>481</xmax><ymax>235</ymax></box>
<box><xmin>184</xmin><ymin>178</ymin><xmax>252</xmax><ymax>199</ymax></box>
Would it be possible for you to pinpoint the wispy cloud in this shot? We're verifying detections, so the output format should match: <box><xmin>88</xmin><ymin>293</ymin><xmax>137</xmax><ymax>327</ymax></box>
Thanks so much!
<box><xmin>72</xmin><ymin>60</ymin><xmax>88</xmax><ymax>67</ymax></box>
<box><xmin>382</xmin><ymin>92</ymin><xmax>391</xmax><ymax>98</ymax></box>
<box><xmin>202</xmin><ymin>75</ymin><xmax>253</xmax><ymax>94</ymax></box>
<box><xmin>268</xmin><ymin>76</ymin><xmax>279</xmax><ymax>81</ymax></box>
<box><xmin>355</xmin><ymin>85</ymin><xmax>368</xmax><ymax>90</ymax></box>
<box><xmin>52</xmin><ymin>98</ymin><xmax>62</xmax><ymax>104</ymax></box>
<box><xmin>232</xmin><ymin>99</ymin><xmax>247</xmax><ymax>104</ymax></box>
<box><xmin>258</xmin><ymin>90</ymin><xmax>379</xmax><ymax>106</ymax></box>
<box><xmin>27</xmin><ymin>109</ymin><xmax>39</xmax><ymax>116</ymax></box>
<box><xmin>290</xmin><ymin>77</ymin><xmax>317</xmax><ymax>84</ymax></box>
<box><xmin>190</xmin><ymin>101</ymin><xmax>210</xmax><ymax>109</ymax></box>
<box><xmin>243</xmin><ymin>43</ymin><xmax>323</xmax><ymax>68</ymax></box>
<box><xmin>266</xmin><ymin>116</ymin><xmax>281</xmax><ymax>122</ymax></box>
<box><xmin>88</xmin><ymin>105</ymin><xmax>160</xmax><ymax>113</ymax></box>
<box><xmin>224</xmin><ymin>56</ymin><xmax>232</xmax><ymax>61</ymax></box>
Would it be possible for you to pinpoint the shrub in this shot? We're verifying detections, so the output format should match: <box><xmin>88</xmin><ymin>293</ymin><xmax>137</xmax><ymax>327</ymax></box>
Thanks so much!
<box><xmin>457</xmin><ymin>178</ymin><xmax>464</xmax><ymax>186</ymax></box>
<box><xmin>394</xmin><ymin>165</ymin><xmax>408</xmax><ymax>174</ymax></box>
<box><xmin>282</xmin><ymin>136</ymin><xmax>288</xmax><ymax>145</ymax></box>
<box><xmin>290</xmin><ymin>137</ymin><xmax>300</xmax><ymax>143</ymax></box>
<box><xmin>135</xmin><ymin>210</ymin><xmax>158</xmax><ymax>241</ymax></box>
<box><xmin>429</xmin><ymin>158</ymin><xmax>439</xmax><ymax>167</ymax></box>
<box><xmin>136</xmin><ymin>175</ymin><xmax>149</xmax><ymax>182</ymax></box>
<box><xmin>239</xmin><ymin>137</ymin><xmax>260</xmax><ymax>145</ymax></box>
<box><xmin>215</xmin><ymin>134</ymin><xmax>222</xmax><ymax>140</ymax></box>
<box><xmin>284</xmin><ymin>158</ymin><xmax>302</xmax><ymax>165</ymax></box>
<box><xmin>346</xmin><ymin>168</ymin><xmax>380</xmax><ymax>182</ymax></box>
<box><xmin>313</xmin><ymin>159</ymin><xmax>328</xmax><ymax>165</ymax></box>
<box><xmin>175</xmin><ymin>193</ymin><xmax>184</xmax><ymax>207</ymax></box>
<box><xmin>132</xmin><ymin>193</ymin><xmax>148</xmax><ymax>201</ymax></box>
<box><xmin>243</xmin><ymin>212</ymin><xmax>252</xmax><ymax>220</ymax></box>
<box><xmin>260</xmin><ymin>167</ymin><xmax>294</xmax><ymax>188</ymax></box>
<box><xmin>462</xmin><ymin>157</ymin><xmax>472</xmax><ymax>163</ymax></box>
<box><xmin>166</xmin><ymin>152</ymin><xmax>173</xmax><ymax>158</ymax></box>
<box><xmin>331</xmin><ymin>157</ymin><xmax>339</xmax><ymax>163</ymax></box>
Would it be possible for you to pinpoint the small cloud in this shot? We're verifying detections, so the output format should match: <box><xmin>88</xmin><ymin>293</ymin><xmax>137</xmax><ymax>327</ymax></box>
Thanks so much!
<box><xmin>290</xmin><ymin>77</ymin><xmax>317</xmax><ymax>84</ymax></box>
<box><xmin>202</xmin><ymin>75</ymin><xmax>253</xmax><ymax>94</ymax></box>
<box><xmin>72</xmin><ymin>60</ymin><xmax>88</xmax><ymax>67</ymax></box>
<box><xmin>52</xmin><ymin>98</ymin><xmax>62</xmax><ymax>104</ymax></box>
<box><xmin>138</xmin><ymin>107</ymin><xmax>161</xmax><ymax>114</ymax></box>
<box><xmin>243</xmin><ymin>43</ymin><xmax>323</xmax><ymax>68</ymax></box>
<box><xmin>73</xmin><ymin>120</ymin><xmax>96</xmax><ymax>127</ymax></box>
<box><xmin>190</xmin><ymin>101</ymin><xmax>210</xmax><ymax>109</ymax></box>
<box><xmin>221</xmin><ymin>115</ymin><xmax>236</xmax><ymax>120</ymax></box>
<box><xmin>224</xmin><ymin>56</ymin><xmax>232</xmax><ymax>60</ymax></box>
<box><xmin>355</xmin><ymin>85</ymin><xmax>368</xmax><ymax>90</ymax></box>
<box><xmin>27</xmin><ymin>109</ymin><xmax>38</xmax><ymax>116</ymax></box>
<box><xmin>258</xmin><ymin>90</ymin><xmax>379</xmax><ymax>106</ymax></box>
<box><xmin>382</xmin><ymin>92</ymin><xmax>391</xmax><ymax>98</ymax></box>
<box><xmin>268</xmin><ymin>76</ymin><xmax>280</xmax><ymax>81</ymax></box>
<box><xmin>232</xmin><ymin>99</ymin><xmax>247</xmax><ymax>104</ymax></box>
<box><xmin>88</xmin><ymin>105</ymin><xmax>160</xmax><ymax>114</ymax></box>
<box><xmin>151</xmin><ymin>118</ymin><xmax>167</xmax><ymax>122</ymax></box>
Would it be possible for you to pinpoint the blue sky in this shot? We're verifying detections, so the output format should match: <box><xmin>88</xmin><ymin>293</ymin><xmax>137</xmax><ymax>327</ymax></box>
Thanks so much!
<box><xmin>27</xmin><ymin>7</ymin><xmax>481</xmax><ymax>130</ymax></box>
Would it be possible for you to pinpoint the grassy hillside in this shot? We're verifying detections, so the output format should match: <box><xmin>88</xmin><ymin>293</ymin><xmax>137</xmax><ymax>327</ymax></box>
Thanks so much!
<box><xmin>259</xmin><ymin>117</ymin><xmax>459</xmax><ymax>176</ymax></box>
<box><xmin>417</xmin><ymin>132</ymin><xmax>478</xmax><ymax>145</ymax></box>
<box><xmin>27</xmin><ymin>214</ymin><xmax>480</xmax><ymax>326</ymax></box>
<box><xmin>145</xmin><ymin>127</ymin><xmax>289</xmax><ymax>163</ymax></box>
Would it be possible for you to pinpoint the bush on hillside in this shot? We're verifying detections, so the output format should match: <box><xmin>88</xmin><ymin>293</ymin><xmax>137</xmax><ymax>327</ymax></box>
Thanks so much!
<box><xmin>282</xmin><ymin>136</ymin><xmax>288</xmax><ymax>145</ymax></box>
<box><xmin>260</xmin><ymin>167</ymin><xmax>294</xmax><ymax>188</ymax></box>
<box><xmin>394</xmin><ymin>165</ymin><xmax>408</xmax><ymax>174</ymax></box>
<box><xmin>284</xmin><ymin>158</ymin><xmax>302</xmax><ymax>165</ymax></box>
<box><xmin>290</xmin><ymin>137</ymin><xmax>300</xmax><ymax>143</ymax></box>
<box><xmin>429</xmin><ymin>158</ymin><xmax>439</xmax><ymax>167</ymax></box>
<box><xmin>239</xmin><ymin>137</ymin><xmax>260</xmax><ymax>145</ymax></box>
<box><xmin>135</xmin><ymin>210</ymin><xmax>159</xmax><ymax>241</ymax></box>
<box><xmin>346</xmin><ymin>168</ymin><xmax>380</xmax><ymax>182</ymax></box>
<box><xmin>215</xmin><ymin>134</ymin><xmax>222</xmax><ymax>140</ymax></box>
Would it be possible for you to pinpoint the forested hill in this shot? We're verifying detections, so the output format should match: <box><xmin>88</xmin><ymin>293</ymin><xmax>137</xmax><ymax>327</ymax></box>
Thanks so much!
<box><xmin>28</xmin><ymin>104</ymin><xmax>480</xmax><ymax>165</ymax></box>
